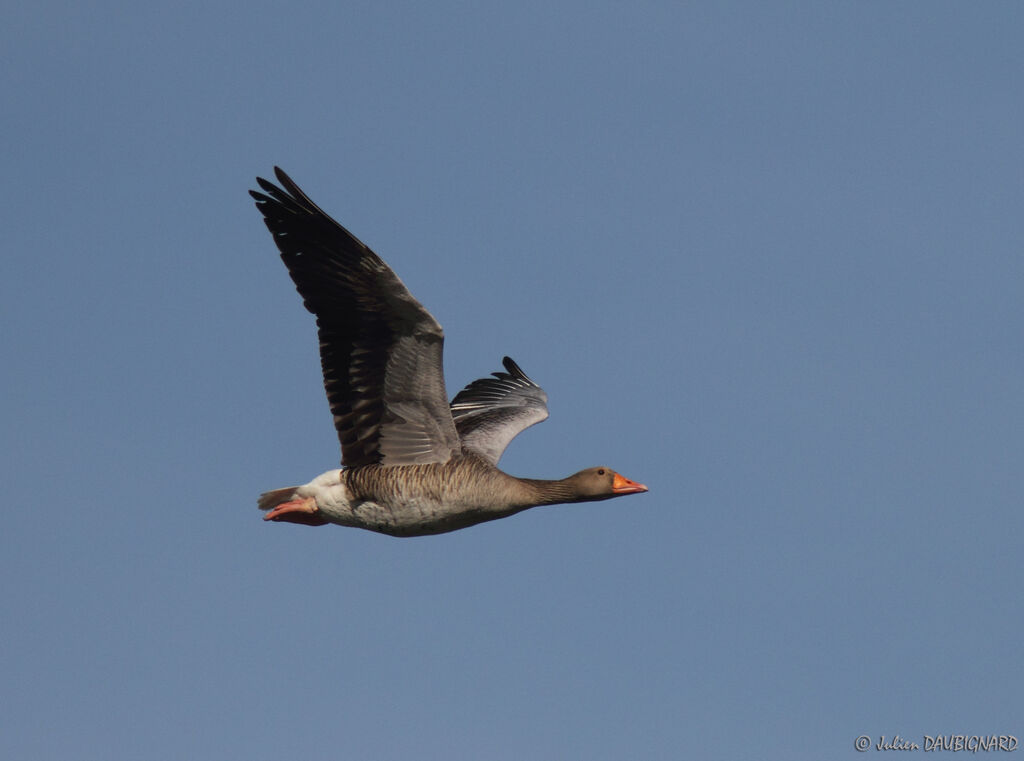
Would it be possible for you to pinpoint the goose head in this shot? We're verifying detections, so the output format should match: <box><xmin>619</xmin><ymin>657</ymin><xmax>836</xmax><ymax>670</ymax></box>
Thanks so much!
<box><xmin>565</xmin><ymin>466</ymin><xmax>648</xmax><ymax>500</ymax></box>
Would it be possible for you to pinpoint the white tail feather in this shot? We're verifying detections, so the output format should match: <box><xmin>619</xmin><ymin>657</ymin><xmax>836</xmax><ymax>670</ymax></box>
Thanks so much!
<box><xmin>257</xmin><ymin>486</ymin><xmax>300</xmax><ymax>511</ymax></box>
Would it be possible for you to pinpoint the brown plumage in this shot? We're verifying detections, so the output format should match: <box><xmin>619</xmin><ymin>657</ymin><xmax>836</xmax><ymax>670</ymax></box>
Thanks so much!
<box><xmin>251</xmin><ymin>167</ymin><xmax>647</xmax><ymax>537</ymax></box>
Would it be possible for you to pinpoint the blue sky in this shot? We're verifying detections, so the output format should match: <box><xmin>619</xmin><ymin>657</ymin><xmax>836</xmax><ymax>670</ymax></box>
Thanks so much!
<box><xmin>3</xmin><ymin>2</ymin><xmax>1023</xmax><ymax>759</ymax></box>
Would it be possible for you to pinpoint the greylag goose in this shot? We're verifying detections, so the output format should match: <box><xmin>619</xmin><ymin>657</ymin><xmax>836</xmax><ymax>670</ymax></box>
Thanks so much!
<box><xmin>250</xmin><ymin>167</ymin><xmax>647</xmax><ymax>537</ymax></box>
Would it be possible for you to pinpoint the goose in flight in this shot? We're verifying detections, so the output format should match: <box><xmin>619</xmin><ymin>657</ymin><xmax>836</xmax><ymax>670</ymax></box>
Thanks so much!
<box><xmin>250</xmin><ymin>168</ymin><xmax>647</xmax><ymax>537</ymax></box>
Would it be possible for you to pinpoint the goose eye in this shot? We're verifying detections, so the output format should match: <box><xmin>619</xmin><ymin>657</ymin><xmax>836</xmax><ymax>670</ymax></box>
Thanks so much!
<box><xmin>597</xmin><ymin>468</ymin><xmax>606</xmax><ymax>475</ymax></box>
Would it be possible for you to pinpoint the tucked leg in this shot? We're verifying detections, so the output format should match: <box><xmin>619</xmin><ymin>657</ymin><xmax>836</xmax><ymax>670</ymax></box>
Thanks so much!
<box><xmin>262</xmin><ymin>496</ymin><xmax>328</xmax><ymax>526</ymax></box>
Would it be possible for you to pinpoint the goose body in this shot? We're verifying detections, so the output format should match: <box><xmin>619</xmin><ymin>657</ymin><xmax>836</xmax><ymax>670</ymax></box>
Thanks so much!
<box><xmin>251</xmin><ymin>168</ymin><xmax>647</xmax><ymax>537</ymax></box>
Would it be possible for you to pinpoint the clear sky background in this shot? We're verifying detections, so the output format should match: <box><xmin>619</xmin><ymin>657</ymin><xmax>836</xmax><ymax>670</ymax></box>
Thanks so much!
<box><xmin>3</xmin><ymin>2</ymin><xmax>1022</xmax><ymax>759</ymax></box>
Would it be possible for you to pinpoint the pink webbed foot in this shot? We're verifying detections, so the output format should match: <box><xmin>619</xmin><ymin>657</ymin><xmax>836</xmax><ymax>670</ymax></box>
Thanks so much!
<box><xmin>263</xmin><ymin>496</ymin><xmax>328</xmax><ymax>526</ymax></box>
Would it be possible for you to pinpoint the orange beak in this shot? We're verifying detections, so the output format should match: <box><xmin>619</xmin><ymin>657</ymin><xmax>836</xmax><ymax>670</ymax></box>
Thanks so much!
<box><xmin>612</xmin><ymin>472</ymin><xmax>648</xmax><ymax>495</ymax></box>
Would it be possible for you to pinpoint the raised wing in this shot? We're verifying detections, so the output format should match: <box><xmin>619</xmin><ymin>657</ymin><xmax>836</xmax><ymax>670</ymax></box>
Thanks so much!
<box><xmin>450</xmin><ymin>356</ymin><xmax>549</xmax><ymax>465</ymax></box>
<box><xmin>251</xmin><ymin>167</ymin><xmax>461</xmax><ymax>468</ymax></box>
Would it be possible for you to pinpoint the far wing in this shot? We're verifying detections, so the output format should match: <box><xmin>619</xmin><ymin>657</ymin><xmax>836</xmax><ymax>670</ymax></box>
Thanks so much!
<box><xmin>450</xmin><ymin>357</ymin><xmax>549</xmax><ymax>465</ymax></box>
